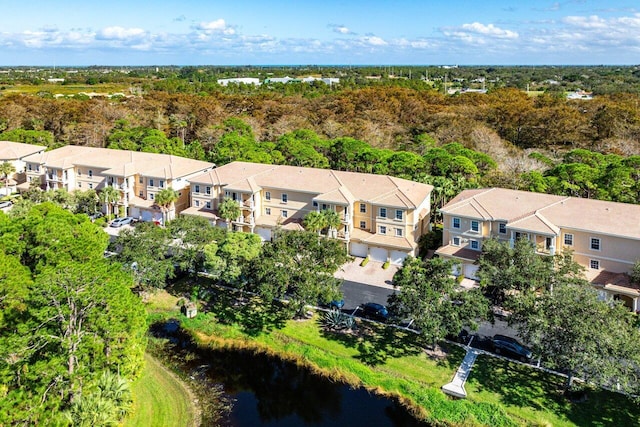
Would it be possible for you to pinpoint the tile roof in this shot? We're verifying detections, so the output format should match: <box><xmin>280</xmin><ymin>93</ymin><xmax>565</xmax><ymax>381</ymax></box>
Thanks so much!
<box><xmin>442</xmin><ymin>188</ymin><xmax>640</xmax><ymax>240</ymax></box>
<box><xmin>22</xmin><ymin>146</ymin><xmax>213</xmax><ymax>179</ymax></box>
<box><xmin>434</xmin><ymin>244</ymin><xmax>482</xmax><ymax>261</ymax></box>
<box><xmin>189</xmin><ymin>161</ymin><xmax>433</xmax><ymax>209</ymax></box>
<box><xmin>0</xmin><ymin>141</ymin><xmax>46</xmax><ymax>160</ymax></box>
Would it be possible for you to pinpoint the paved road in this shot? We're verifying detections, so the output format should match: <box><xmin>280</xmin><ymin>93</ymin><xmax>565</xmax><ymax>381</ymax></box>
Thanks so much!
<box><xmin>340</xmin><ymin>280</ymin><xmax>396</xmax><ymax>311</ymax></box>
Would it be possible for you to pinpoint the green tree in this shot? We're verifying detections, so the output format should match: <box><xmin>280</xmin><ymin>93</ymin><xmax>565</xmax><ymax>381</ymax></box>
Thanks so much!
<box><xmin>100</xmin><ymin>185</ymin><xmax>121</xmax><ymax>218</ymax></box>
<box><xmin>247</xmin><ymin>230</ymin><xmax>348</xmax><ymax>317</ymax></box>
<box><xmin>203</xmin><ymin>231</ymin><xmax>262</xmax><ymax>285</ymax></box>
<box><xmin>303</xmin><ymin>210</ymin><xmax>325</xmax><ymax>235</ymax></box>
<box><xmin>113</xmin><ymin>222</ymin><xmax>174</xmax><ymax>290</ymax></box>
<box><xmin>321</xmin><ymin>209</ymin><xmax>342</xmax><ymax>238</ymax></box>
<box><xmin>388</xmin><ymin>257</ymin><xmax>490</xmax><ymax>346</ymax></box>
<box><xmin>154</xmin><ymin>188</ymin><xmax>178</xmax><ymax>225</ymax></box>
<box><xmin>168</xmin><ymin>215</ymin><xmax>224</xmax><ymax>275</ymax></box>
<box><xmin>218</xmin><ymin>197</ymin><xmax>241</xmax><ymax>228</ymax></box>
<box><xmin>0</xmin><ymin>161</ymin><xmax>16</xmax><ymax>194</ymax></box>
<box><xmin>515</xmin><ymin>281</ymin><xmax>640</xmax><ymax>392</ymax></box>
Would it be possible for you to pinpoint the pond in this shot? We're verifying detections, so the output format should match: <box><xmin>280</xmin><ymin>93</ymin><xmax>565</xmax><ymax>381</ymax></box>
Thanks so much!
<box><xmin>151</xmin><ymin>320</ymin><xmax>430</xmax><ymax>427</ymax></box>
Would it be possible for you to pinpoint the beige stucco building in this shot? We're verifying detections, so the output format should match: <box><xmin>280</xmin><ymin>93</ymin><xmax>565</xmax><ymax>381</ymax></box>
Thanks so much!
<box><xmin>0</xmin><ymin>141</ymin><xmax>46</xmax><ymax>195</ymax></box>
<box><xmin>437</xmin><ymin>188</ymin><xmax>640</xmax><ymax>310</ymax></box>
<box><xmin>183</xmin><ymin>161</ymin><xmax>433</xmax><ymax>264</ymax></box>
<box><xmin>21</xmin><ymin>146</ymin><xmax>214</xmax><ymax>222</ymax></box>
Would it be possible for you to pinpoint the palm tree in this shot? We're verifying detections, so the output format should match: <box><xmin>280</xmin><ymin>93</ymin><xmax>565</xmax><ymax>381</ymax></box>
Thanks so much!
<box><xmin>303</xmin><ymin>211</ymin><xmax>325</xmax><ymax>235</ymax></box>
<box><xmin>100</xmin><ymin>185</ymin><xmax>120</xmax><ymax>218</ymax></box>
<box><xmin>218</xmin><ymin>197</ymin><xmax>241</xmax><ymax>229</ymax></box>
<box><xmin>321</xmin><ymin>209</ymin><xmax>342</xmax><ymax>238</ymax></box>
<box><xmin>155</xmin><ymin>188</ymin><xmax>178</xmax><ymax>225</ymax></box>
<box><xmin>0</xmin><ymin>161</ymin><xmax>16</xmax><ymax>195</ymax></box>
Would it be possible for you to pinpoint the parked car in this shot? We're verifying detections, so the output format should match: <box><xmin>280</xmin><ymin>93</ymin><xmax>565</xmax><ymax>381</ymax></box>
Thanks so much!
<box><xmin>319</xmin><ymin>299</ymin><xmax>345</xmax><ymax>310</ymax></box>
<box><xmin>110</xmin><ymin>216</ymin><xmax>134</xmax><ymax>227</ymax></box>
<box><xmin>491</xmin><ymin>334</ymin><xmax>533</xmax><ymax>361</ymax></box>
<box><xmin>360</xmin><ymin>302</ymin><xmax>389</xmax><ymax>321</ymax></box>
<box><xmin>0</xmin><ymin>201</ymin><xmax>12</xmax><ymax>209</ymax></box>
<box><xmin>88</xmin><ymin>211</ymin><xmax>104</xmax><ymax>221</ymax></box>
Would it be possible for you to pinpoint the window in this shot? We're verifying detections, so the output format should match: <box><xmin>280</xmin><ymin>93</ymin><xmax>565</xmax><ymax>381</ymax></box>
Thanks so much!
<box><xmin>28</xmin><ymin>164</ymin><xmax>32</xmax><ymax>171</ymax></box>
<box><xmin>77</xmin><ymin>169</ymin><xmax>82</xmax><ymax>176</ymax></box>
<box><xmin>149</xmin><ymin>193</ymin><xmax>154</xmax><ymax>200</ymax></box>
<box><xmin>77</xmin><ymin>182</ymin><xmax>82</xmax><ymax>188</ymax></box>
<box><xmin>195</xmin><ymin>200</ymin><xmax>200</xmax><ymax>207</ymax></box>
<box><xmin>395</xmin><ymin>210</ymin><xmax>403</xmax><ymax>221</ymax></box>
<box><xmin>453</xmin><ymin>236</ymin><xmax>460</xmax><ymax>246</ymax></box>
<box><xmin>590</xmin><ymin>259</ymin><xmax>600</xmax><ymax>270</ymax></box>
<box><xmin>139</xmin><ymin>191</ymin><xmax>143</xmax><ymax>197</ymax></box>
<box><xmin>159</xmin><ymin>180</ymin><xmax>165</xmax><ymax>188</ymax></box>
<box><xmin>360</xmin><ymin>203</ymin><xmax>366</xmax><ymax>213</ymax></box>
<box><xmin>379</xmin><ymin>207</ymin><xmax>387</xmax><ymax>218</ymax></box>
<box><xmin>470</xmin><ymin>240</ymin><xmax>480</xmax><ymax>250</ymax></box>
<box><xmin>194</xmin><ymin>185</ymin><xmax>200</xmax><ymax>193</ymax></box>
<box><xmin>88</xmin><ymin>170</ymin><xmax>93</xmax><ymax>177</ymax></box>
<box><xmin>590</xmin><ymin>238</ymin><xmax>601</xmax><ymax>251</ymax></box>
<box><xmin>282</xmin><ymin>193</ymin><xmax>288</xmax><ymax>203</ymax></box>
<box><xmin>471</xmin><ymin>220</ymin><xmax>479</xmax><ymax>232</ymax></box>
<box><xmin>322</xmin><ymin>203</ymin><xmax>329</xmax><ymax>211</ymax></box>
<box><xmin>564</xmin><ymin>234</ymin><xmax>573</xmax><ymax>246</ymax></box>
<box><xmin>206</xmin><ymin>186</ymin><xmax>211</xmax><ymax>195</ymax></box>
<box><xmin>281</xmin><ymin>210</ymin><xmax>288</xmax><ymax>218</ymax></box>
<box><xmin>265</xmin><ymin>208</ymin><xmax>271</xmax><ymax>215</ymax></box>
<box><xmin>499</xmin><ymin>223</ymin><xmax>506</xmax><ymax>234</ymax></box>
<box><xmin>378</xmin><ymin>225</ymin><xmax>387</xmax><ymax>235</ymax></box>
<box><xmin>206</xmin><ymin>201</ymin><xmax>211</xmax><ymax>209</ymax></box>
<box><xmin>35</xmin><ymin>165</ymin><xmax>40</xmax><ymax>172</ymax></box>
<box><xmin>359</xmin><ymin>221</ymin><xmax>366</xmax><ymax>229</ymax></box>
<box><xmin>395</xmin><ymin>228</ymin><xmax>403</xmax><ymax>237</ymax></box>
<box><xmin>265</xmin><ymin>191</ymin><xmax>271</xmax><ymax>201</ymax></box>
<box><xmin>149</xmin><ymin>179</ymin><xmax>154</xmax><ymax>187</ymax></box>
<box><xmin>139</xmin><ymin>176</ymin><xmax>143</xmax><ymax>184</ymax></box>
<box><xmin>89</xmin><ymin>183</ymin><xmax>93</xmax><ymax>189</ymax></box>
<box><xmin>313</xmin><ymin>201</ymin><xmax>318</xmax><ymax>208</ymax></box>
<box><xmin>452</xmin><ymin>217</ymin><xmax>460</xmax><ymax>229</ymax></box>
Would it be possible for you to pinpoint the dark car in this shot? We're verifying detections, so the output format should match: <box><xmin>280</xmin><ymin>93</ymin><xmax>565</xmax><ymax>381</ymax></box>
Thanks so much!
<box><xmin>360</xmin><ymin>302</ymin><xmax>389</xmax><ymax>321</ymax></box>
<box><xmin>319</xmin><ymin>299</ymin><xmax>345</xmax><ymax>310</ymax></box>
<box><xmin>492</xmin><ymin>334</ymin><xmax>533</xmax><ymax>361</ymax></box>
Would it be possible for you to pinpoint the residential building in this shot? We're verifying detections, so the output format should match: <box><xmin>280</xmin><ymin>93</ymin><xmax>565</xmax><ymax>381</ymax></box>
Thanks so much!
<box><xmin>437</xmin><ymin>188</ymin><xmax>640</xmax><ymax>310</ymax></box>
<box><xmin>183</xmin><ymin>161</ymin><xmax>433</xmax><ymax>264</ymax></box>
<box><xmin>0</xmin><ymin>141</ymin><xmax>47</xmax><ymax>195</ymax></box>
<box><xmin>217</xmin><ymin>77</ymin><xmax>260</xmax><ymax>86</ymax></box>
<box><xmin>22</xmin><ymin>146</ymin><xmax>213</xmax><ymax>222</ymax></box>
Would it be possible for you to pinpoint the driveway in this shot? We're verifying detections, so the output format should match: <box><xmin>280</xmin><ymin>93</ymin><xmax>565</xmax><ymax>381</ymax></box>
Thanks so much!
<box><xmin>103</xmin><ymin>222</ymin><xmax>134</xmax><ymax>242</ymax></box>
<box><xmin>334</xmin><ymin>257</ymin><xmax>399</xmax><ymax>290</ymax></box>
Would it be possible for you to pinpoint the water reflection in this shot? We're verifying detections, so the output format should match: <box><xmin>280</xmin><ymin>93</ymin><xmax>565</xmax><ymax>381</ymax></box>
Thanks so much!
<box><xmin>151</xmin><ymin>321</ymin><xmax>429</xmax><ymax>427</ymax></box>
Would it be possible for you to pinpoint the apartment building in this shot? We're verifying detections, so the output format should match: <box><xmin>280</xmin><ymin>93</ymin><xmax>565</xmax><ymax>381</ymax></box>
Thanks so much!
<box><xmin>0</xmin><ymin>141</ymin><xmax>46</xmax><ymax>195</ymax></box>
<box><xmin>183</xmin><ymin>161</ymin><xmax>433</xmax><ymax>265</ymax></box>
<box><xmin>22</xmin><ymin>146</ymin><xmax>213</xmax><ymax>221</ymax></box>
<box><xmin>437</xmin><ymin>188</ymin><xmax>640</xmax><ymax>310</ymax></box>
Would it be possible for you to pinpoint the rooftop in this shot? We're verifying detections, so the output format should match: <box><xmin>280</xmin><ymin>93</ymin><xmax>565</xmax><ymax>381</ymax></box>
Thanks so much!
<box><xmin>0</xmin><ymin>140</ymin><xmax>46</xmax><ymax>160</ymax></box>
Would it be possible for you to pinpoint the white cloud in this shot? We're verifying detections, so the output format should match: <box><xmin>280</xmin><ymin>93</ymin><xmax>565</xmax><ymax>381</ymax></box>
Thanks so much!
<box><xmin>328</xmin><ymin>24</ymin><xmax>353</xmax><ymax>35</ymax></box>
<box><xmin>362</xmin><ymin>35</ymin><xmax>387</xmax><ymax>46</ymax></box>
<box><xmin>98</xmin><ymin>26</ymin><xmax>146</xmax><ymax>40</ymax></box>
<box><xmin>195</xmin><ymin>19</ymin><xmax>236</xmax><ymax>35</ymax></box>
<box><xmin>458</xmin><ymin>22</ymin><xmax>519</xmax><ymax>39</ymax></box>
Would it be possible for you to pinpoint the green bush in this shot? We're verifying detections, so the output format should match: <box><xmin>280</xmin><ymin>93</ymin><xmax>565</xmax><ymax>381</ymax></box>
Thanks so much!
<box><xmin>360</xmin><ymin>257</ymin><xmax>369</xmax><ymax>267</ymax></box>
<box><xmin>382</xmin><ymin>261</ymin><xmax>390</xmax><ymax>269</ymax></box>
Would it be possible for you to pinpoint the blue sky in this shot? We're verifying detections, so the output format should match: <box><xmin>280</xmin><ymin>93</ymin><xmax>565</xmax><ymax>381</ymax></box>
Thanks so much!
<box><xmin>1</xmin><ymin>0</ymin><xmax>639</xmax><ymax>65</ymax></box>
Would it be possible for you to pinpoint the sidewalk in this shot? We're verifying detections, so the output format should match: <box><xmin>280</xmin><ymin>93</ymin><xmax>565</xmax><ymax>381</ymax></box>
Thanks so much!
<box><xmin>334</xmin><ymin>258</ymin><xmax>399</xmax><ymax>290</ymax></box>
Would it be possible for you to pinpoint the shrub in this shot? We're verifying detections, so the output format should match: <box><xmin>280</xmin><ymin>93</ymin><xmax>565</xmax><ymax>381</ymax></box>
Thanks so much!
<box><xmin>382</xmin><ymin>261</ymin><xmax>390</xmax><ymax>269</ymax></box>
<box><xmin>360</xmin><ymin>257</ymin><xmax>369</xmax><ymax>267</ymax></box>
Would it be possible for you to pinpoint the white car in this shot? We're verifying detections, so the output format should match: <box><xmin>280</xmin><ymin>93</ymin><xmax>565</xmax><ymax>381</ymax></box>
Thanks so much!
<box><xmin>110</xmin><ymin>217</ymin><xmax>134</xmax><ymax>227</ymax></box>
<box><xmin>0</xmin><ymin>201</ymin><xmax>12</xmax><ymax>209</ymax></box>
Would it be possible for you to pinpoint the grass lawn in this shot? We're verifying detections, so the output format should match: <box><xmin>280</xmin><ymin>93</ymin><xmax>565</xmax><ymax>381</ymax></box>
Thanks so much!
<box><xmin>147</xmin><ymin>288</ymin><xmax>640</xmax><ymax>426</ymax></box>
<box><xmin>124</xmin><ymin>353</ymin><xmax>197</xmax><ymax>427</ymax></box>
<box><xmin>1</xmin><ymin>83</ymin><xmax>128</xmax><ymax>96</ymax></box>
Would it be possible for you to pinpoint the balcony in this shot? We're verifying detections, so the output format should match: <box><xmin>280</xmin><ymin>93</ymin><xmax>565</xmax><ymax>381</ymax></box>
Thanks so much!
<box><xmin>238</xmin><ymin>199</ymin><xmax>255</xmax><ymax>210</ymax></box>
<box><xmin>235</xmin><ymin>215</ymin><xmax>255</xmax><ymax>226</ymax></box>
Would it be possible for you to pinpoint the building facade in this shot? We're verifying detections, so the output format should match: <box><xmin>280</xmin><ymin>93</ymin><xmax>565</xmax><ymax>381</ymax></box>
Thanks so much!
<box><xmin>437</xmin><ymin>188</ymin><xmax>640</xmax><ymax>310</ymax></box>
<box><xmin>22</xmin><ymin>146</ymin><xmax>214</xmax><ymax>222</ymax></box>
<box><xmin>183</xmin><ymin>161</ymin><xmax>433</xmax><ymax>265</ymax></box>
<box><xmin>0</xmin><ymin>141</ymin><xmax>46</xmax><ymax>195</ymax></box>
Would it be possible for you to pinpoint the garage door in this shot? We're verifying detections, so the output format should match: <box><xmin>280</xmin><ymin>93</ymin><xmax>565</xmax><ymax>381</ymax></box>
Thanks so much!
<box><xmin>464</xmin><ymin>264</ymin><xmax>479</xmax><ymax>280</ymax></box>
<box><xmin>389</xmin><ymin>250</ymin><xmax>408</xmax><ymax>265</ymax></box>
<box><xmin>350</xmin><ymin>242</ymin><xmax>368</xmax><ymax>258</ymax></box>
<box><xmin>369</xmin><ymin>247</ymin><xmax>388</xmax><ymax>263</ymax></box>
<box><xmin>256</xmin><ymin>227</ymin><xmax>272</xmax><ymax>242</ymax></box>
<box><xmin>141</xmin><ymin>210</ymin><xmax>153</xmax><ymax>222</ymax></box>
<box><xmin>451</xmin><ymin>263</ymin><xmax>461</xmax><ymax>277</ymax></box>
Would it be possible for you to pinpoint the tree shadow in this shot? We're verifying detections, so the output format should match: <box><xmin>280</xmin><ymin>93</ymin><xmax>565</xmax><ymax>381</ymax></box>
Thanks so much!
<box><xmin>319</xmin><ymin>318</ymin><xmax>424</xmax><ymax>366</ymax></box>
<box><xmin>468</xmin><ymin>355</ymin><xmax>640</xmax><ymax>426</ymax></box>
<box><xmin>204</xmin><ymin>287</ymin><xmax>289</xmax><ymax>336</ymax></box>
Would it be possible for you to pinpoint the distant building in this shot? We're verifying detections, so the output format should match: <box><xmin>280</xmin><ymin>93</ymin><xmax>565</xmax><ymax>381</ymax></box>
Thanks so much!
<box><xmin>0</xmin><ymin>141</ymin><xmax>47</xmax><ymax>195</ymax></box>
<box><xmin>217</xmin><ymin>77</ymin><xmax>260</xmax><ymax>86</ymax></box>
<box><xmin>566</xmin><ymin>90</ymin><xmax>593</xmax><ymax>100</ymax></box>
